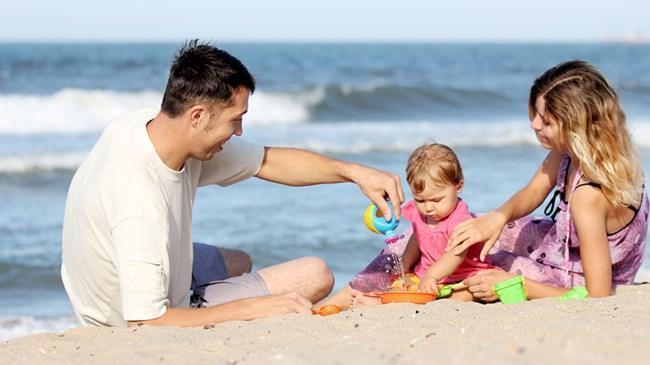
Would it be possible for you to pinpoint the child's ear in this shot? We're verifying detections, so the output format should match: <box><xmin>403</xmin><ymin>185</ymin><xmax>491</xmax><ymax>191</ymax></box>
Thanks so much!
<box><xmin>456</xmin><ymin>180</ymin><xmax>464</xmax><ymax>194</ymax></box>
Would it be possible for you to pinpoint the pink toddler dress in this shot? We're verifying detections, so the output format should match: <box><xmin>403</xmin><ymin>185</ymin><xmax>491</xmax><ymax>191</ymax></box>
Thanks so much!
<box><xmin>404</xmin><ymin>200</ymin><xmax>497</xmax><ymax>283</ymax></box>
<box><xmin>488</xmin><ymin>155</ymin><xmax>649</xmax><ymax>287</ymax></box>
<box><xmin>350</xmin><ymin>199</ymin><xmax>496</xmax><ymax>292</ymax></box>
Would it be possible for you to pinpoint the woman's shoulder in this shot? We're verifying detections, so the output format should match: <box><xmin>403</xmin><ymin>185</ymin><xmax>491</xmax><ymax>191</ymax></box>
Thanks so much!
<box><xmin>569</xmin><ymin>185</ymin><xmax>609</xmax><ymax>217</ymax></box>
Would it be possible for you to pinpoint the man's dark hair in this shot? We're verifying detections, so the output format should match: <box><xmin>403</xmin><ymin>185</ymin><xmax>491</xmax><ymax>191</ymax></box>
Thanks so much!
<box><xmin>161</xmin><ymin>40</ymin><xmax>256</xmax><ymax>117</ymax></box>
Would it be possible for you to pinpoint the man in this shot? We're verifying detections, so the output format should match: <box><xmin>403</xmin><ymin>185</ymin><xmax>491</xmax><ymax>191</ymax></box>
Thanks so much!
<box><xmin>61</xmin><ymin>40</ymin><xmax>404</xmax><ymax>327</ymax></box>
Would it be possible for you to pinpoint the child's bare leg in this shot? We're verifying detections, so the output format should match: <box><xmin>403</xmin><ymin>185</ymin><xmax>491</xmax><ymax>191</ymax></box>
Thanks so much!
<box><xmin>314</xmin><ymin>284</ymin><xmax>356</xmax><ymax>310</ymax></box>
<box><xmin>315</xmin><ymin>284</ymin><xmax>384</xmax><ymax>310</ymax></box>
<box><xmin>448</xmin><ymin>289</ymin><xmax>474</xmax><ymax>301</ymax></box>
<box><xmin>350</xmin><ymin>290</ymin><xmax>382</xmax><ymax>308</ymax></box>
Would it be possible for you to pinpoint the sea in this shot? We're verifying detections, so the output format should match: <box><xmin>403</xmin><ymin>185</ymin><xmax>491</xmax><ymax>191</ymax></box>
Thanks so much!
<box><xmin>1</xmin><ymin>43</ymin><xmax>649</xmax><ymax>341</ymax></box>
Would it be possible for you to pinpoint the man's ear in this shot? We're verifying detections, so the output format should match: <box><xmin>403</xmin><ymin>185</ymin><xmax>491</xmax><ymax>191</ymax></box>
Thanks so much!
<box><xmin>188</xmin><ymin>104</ymin><xmax>208</xmax><ymax>128</ymax></box>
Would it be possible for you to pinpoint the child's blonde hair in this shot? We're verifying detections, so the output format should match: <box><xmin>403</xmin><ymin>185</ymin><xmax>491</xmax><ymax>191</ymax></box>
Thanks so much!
<box><xmin>529</xmin><ymin>60</ymin><xmax>642</xmax><ymax>207</ymax></box>
<box><xmin>406</xmin><ymin>143</ymin><xmax>463</xmax><ymax>194</ymax></box>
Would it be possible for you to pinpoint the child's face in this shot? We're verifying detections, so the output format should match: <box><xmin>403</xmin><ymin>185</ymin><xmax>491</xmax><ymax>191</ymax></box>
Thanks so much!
<box><xmin>530</xmin><ymin>95</ymin><xmax>565</xmax><ymax>151</ymax></box>
<box><xmin>411</xmin><ymin>181</ymin><xmax>462</xmax><ymax>223</ymax></box>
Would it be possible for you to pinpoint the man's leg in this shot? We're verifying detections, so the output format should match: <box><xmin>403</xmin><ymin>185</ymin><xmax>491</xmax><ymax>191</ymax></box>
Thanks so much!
<box><xmin>192</xmin><ymin>243</ymin><xmax>252</xmax><ymax>296</ymax></box>
<box><xmin>218</xmin><ymin>247</ymin><xmax>252</xmax><ymax>277</ymax></box>
<box><xmin>257</xmin><ymin>256</ymin><xmax>334</xmax><ymax>303</ymax></box>
<box><xmin>201</xmin><ymin>256</ymin><xmax>334</xmax><ymax>307</ymax></box>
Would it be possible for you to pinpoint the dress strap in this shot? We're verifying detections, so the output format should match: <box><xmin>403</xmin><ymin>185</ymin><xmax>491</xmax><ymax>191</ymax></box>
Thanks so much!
<box><xmin>563</xmin><ymin>164</ymin><xmax>583</xmax><ymax>274</ymax></box>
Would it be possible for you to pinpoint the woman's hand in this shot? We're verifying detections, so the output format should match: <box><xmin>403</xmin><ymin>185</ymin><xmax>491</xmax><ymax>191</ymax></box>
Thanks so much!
<box><xmin>446</xmin><ymin>211</ymin><xmax>507</xmax><ymax>261</ymax></box>
<box><xmin>464</xmin><ymin>270</ymin><xmax>515</xmax><ymax>302</ymax></box>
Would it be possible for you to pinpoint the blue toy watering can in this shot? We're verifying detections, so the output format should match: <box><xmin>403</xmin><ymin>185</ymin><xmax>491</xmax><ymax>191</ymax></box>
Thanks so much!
<box><xmin>364</xmin><ymin>203</ymin><xmax>401</xmax><ymax>244</ymax></box>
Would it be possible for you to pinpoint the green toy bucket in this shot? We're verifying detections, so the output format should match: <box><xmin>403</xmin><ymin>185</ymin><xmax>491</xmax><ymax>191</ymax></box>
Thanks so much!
<box><xmin>493</xmin><ymin>276</ymin><xmax>528</xmax><ymax>304</ymax></box>
<box><xmin>559</xmin><ymin>286</ymin><xmax>589</xmax><ymax>301</ymax></box>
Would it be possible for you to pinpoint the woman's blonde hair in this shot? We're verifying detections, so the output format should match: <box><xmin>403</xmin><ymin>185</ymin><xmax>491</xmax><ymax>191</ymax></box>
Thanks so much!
<box><xmin>529</xmin><ymin>60</ymin><xmax>642</xmax><ymax>207</ymax></box>
<box><xmin>406</xmin><ymin>143</ymin><xmax>463</xmax><ymax>194</ymax></box>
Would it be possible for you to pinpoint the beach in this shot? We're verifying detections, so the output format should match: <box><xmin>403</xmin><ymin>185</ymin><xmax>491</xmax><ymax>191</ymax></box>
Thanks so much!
<box><xmin>1</xmin><ymin>43</ymin><xmax>649</xmax><ymax>344</ymax></box>
<box><xmin>2</xmin><ymin>284</ymin><xmax>648</xmax><ymax>364</ymax></box>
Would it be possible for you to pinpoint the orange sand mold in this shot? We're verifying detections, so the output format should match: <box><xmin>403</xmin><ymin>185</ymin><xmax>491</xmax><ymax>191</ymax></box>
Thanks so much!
<box><xmin>366</xmin><ymin>292</ymin><xmax>436</xmax><ymax>304</ymax></box>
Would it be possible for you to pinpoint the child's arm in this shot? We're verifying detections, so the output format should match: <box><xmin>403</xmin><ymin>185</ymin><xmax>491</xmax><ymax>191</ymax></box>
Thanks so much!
<box><xmin>447</xmin><ymin>150</ymin><xmax>563</xmax><ymax>260</ymax></box>
<box><xmin>570</xmin><ymin>186</ymin><xmax>612</xmax><ymax>297</ymax></box>
<box><xmin>400</xmin><ymin>233</ymin><xmax>420</xmax><ymax>273</ymax></box>
<box><xmin>419</xmin><ymin>250</ymin><xmax>467</xmax><ymax>293</ymax></box>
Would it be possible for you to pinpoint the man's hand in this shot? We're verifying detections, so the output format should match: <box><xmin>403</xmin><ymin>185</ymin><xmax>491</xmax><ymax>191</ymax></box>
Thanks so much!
<box><xmin>241</xmin><ymin>292</ymin><xmax>313</xmax><ymax>318</ymax></box>
<box><xmin>350</xmin><ymin>165</ymin><xmax>404</xmax><ymax>220</ymax></box>
<box><xmin>128</xmin><ymin>291</ymin><xmax>313</xmax><ymax>328</ymax></box>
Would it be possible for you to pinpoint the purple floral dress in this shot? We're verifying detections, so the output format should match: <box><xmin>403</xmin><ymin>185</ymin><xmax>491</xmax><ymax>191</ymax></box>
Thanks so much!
<box><xmin>488</xmin><ymin>155</ymin><xmax>649</xmax><ymax>287</ymax></box>
<box><xmin>349</xmin><ymin>227</ymin><xmax>412</xmax><ymax>292</ymax></box>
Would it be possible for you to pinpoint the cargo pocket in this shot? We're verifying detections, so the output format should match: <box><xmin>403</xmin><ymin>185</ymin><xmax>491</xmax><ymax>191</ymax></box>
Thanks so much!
<box><xmin>124</xmin><ymin>255</ymin><xmax>164</xmax><ymax>294</ymax></box>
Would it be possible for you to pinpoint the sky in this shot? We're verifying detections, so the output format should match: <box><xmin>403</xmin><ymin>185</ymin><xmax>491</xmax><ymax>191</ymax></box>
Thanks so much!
<box><xmin>1</xmin><ymin>0</ymin><xmax>649</xmax><ymax>43</ymax></box>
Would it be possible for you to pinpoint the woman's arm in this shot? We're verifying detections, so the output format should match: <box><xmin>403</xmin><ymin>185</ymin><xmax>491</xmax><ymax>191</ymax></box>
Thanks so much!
<box><xmin>464</xmin><ymin>270</ymin><xmax>570</xmax><ymax>301</ymax></box>
<box><xmin>447</xmin><ymin>150</ymin><xmax>563</xmax><ymax>260</ymax></box>
<box><xmin>570</xmin><ymin>186</ymin><xmax>612</xmax><ymax>297</ymax></box>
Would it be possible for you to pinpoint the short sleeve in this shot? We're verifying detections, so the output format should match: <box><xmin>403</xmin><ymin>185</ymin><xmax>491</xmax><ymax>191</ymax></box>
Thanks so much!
<box><xmin>198</xmin><ymin>138</ymin><xmax>265</xmax><ymax>187</ymax></box>
<box><xmin>444</xmin><ymin>200</ymin><xmax>473</xmax><ymax>236</ymax></box>
<box><xmin>400</xmin><ymin>201</ymin><xmax>420</xmax><ymax>223</ymax></box>
<box><xmin>112</xmin><ymin>217</ymin><xmax>170</xmax><ymax>321</ymax></box>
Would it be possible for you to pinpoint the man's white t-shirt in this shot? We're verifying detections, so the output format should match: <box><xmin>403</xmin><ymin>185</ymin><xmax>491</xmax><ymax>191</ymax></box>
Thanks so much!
<box><xmin>61</xmin><ymin>109</ymin><xmax>264</xmax><ymax>327</ymax></box>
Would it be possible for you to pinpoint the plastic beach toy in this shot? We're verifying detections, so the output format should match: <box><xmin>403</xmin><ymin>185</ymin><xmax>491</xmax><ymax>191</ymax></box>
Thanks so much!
<box><xmin>437</xmin><ymin>282</ymin><xmax>468</xmax><ymax>299</ymax></box>
<box><xmin>364</xmin><ymin>292</ymin><xmax>436</xmax><ymax>304</ymax></box>
<box><xmin>493</xmin><ymin>276</ymin><xmax>528</xmax><ymax>304</ymax></box>
<box><xmin>312</xmin><ymin>304</ymin><xmax>341</xmax><ymax>316</ymax></box>
<box><xmin>559</xmin><ymin>286</ymin><xmax>589</xmax><ymax>301</ymax></box>
<box><xmin>364</xmin><ymin>203</ymin><xmax>401</xmax><ymax>243</ymax></box>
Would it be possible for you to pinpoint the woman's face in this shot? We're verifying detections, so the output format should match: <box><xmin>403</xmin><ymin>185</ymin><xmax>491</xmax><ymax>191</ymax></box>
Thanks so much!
<box><xmin>530</xmin><ymin>95</ymin><xmax>565</xmax><ymax>151</ymax></box>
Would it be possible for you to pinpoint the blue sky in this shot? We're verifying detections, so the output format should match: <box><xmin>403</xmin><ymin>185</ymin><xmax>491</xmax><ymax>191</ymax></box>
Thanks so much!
<box><xmin>1</xmin><ymin>0</ymin><xmax>649</xmax><ymax>42</ymax></box>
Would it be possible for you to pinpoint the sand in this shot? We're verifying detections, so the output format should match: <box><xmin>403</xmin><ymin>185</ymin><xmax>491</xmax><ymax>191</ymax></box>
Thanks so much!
<box><xmin>2</xmin><ymin>284</ymin><xmax>649</xmax><ymax>365</ymax></box>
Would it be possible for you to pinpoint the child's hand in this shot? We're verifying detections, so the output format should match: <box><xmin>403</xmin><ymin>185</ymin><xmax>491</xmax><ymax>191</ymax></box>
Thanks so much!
<box><xmin>418</xmin><ymin>275</ymin><xmax>439</xmax><ymax>294</ymax></box>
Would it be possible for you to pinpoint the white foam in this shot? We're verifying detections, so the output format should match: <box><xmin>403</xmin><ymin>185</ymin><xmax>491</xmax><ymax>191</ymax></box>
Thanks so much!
<box><xmin>0</xmin><ymin>152</ymin><xmax>87</xmax><ymax>174</ymax></box>
<box><xmin>247</xmin><ymin>87</ymin><xmax>324</xmax><ymax>124</ymax></box>
<box><xmin>246</xmin><ymin>120</ymin><xmax>542</xmax><ymax>154</ymax></box>
<box><xmin>3</xmin><ymin>118</ymin><xmax>650</xmax><ymax>175</ymax></box>
<box><xmin>1</xmin><ymin>88</ymin><xmax>649</xmax><ymax>152</ymax></box>
<box><xmin>0</xmin><ymin>88</ymin><xmax>321</xmax><ymax>135</ymax></box>
<box><xmin>0</xmin><ymin>315</ymin><xmax>77</xmax><ymax>342</ymax></box>
<box><xmin>0</xmin><ymin>89</ymin><xmax>161</xmax><ymax>135</ymax></box>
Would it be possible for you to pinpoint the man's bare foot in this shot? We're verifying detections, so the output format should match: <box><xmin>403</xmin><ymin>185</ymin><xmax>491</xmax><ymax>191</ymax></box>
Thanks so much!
<box><xmin>350</xmin><ymin>289</ymin><xmax>382</xmax><ymax>308</ymax></box>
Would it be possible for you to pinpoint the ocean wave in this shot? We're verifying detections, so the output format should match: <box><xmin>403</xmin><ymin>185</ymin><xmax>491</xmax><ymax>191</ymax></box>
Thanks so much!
<box><xmin>0</xmin><ymin>88</ymin><xmax>323</xmax><ymax>134</ymax></box>
<box><xmin>0</xmin><ymin>89</ymin><xmax>162</xmax><ymax>135</ymax></box>
<box><xmin>2</xmin><ymin>87</ymin><xmax>650</xmax><ymax>136</ymax></box>
<box><xmin>0</xmin><ymin>315</ymin><xmax>77</xmax><ymax>342</ymax></box>
<box><xmin>0</xmin><ymin>152</ymin><xmax>87</xmax><ymax>174</ymax></box>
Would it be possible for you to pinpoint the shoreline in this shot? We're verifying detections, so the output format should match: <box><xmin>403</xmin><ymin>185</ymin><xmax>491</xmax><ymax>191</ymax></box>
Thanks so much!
<box><xmin>2</xmin><ymin>284</ymin><xmax>649</xmax><ymax>364</ymax></box>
